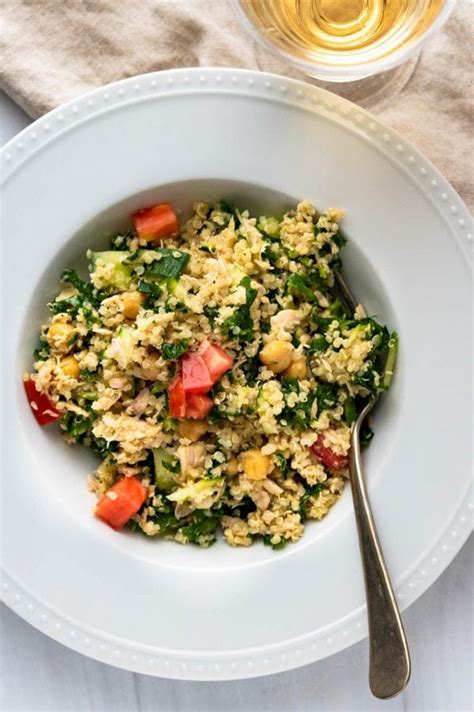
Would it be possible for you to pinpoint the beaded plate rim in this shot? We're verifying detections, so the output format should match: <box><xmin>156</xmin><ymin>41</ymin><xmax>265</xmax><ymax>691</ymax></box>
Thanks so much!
<box><xmin>1</xmin><ymin>67</ymin><xmax>472</xmax><ymax>680</ymax></box>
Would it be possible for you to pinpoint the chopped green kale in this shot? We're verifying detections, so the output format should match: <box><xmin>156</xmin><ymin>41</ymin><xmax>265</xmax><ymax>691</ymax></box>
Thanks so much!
<box><xmin>145</xmin><ymin>248</ymin><xmax>190</xmax><ymax>280</ymax></box>
<box><xmin>161</xmin><ymin>340</ymin><xmax>189</xmax><ymax>361</ymax></box>
<box><xmin>60</xmin><ymin>412</ymin><xmax>95</xmax><ymax>439</ymax></box>
<box><xmin>137</xmin><ymin>279</ymin><xmax>162</xmax><ymax>308</ymax></box>
<box><xmin>180</xmin><ymin>510</ymin><xmax>220</xmax><ymax>546</ymax></box>
<box><xmin>33</xmin><ymin>338</ymin><xmax>50</xmax><ymax>361</ymax></box>
<box><xmin>344</xmin><ymin>396</ymin><xmax>357</xmax><ymax>425</ymax></box>
<box><xmin>308</xmin><ymin>335</ymin><xmax>327</xmax><ymax>353</ymax></box>
<box><xmin>279</xmin><ymin>377</ymin><xmax>316</xmax><ymax>430</ymax></box>
<box><xmin>263</xmin><ymin>534</ymin><xmax>287</xmax><ymax>550</ymax></box>
<box><xmin>110</xmin><ymin>230</ymin><xmax>135</xmax><ymax>250</ymax></box>
<box><xmin>316</xmin><ymin>382</ymin><xmax>339</xmax><ymax>414</ymax></box>
<box><xmin>286</xmin><ymin>273</ymin><xmax>315</xmax><ymax>302</ymax></box>
<box><xmin>203</xmin><ymin>305</ymin><xmax>219</xmax><ymax>324</ymax></box>
<box><xmin>299</xmin><ymin>483</ymin><xmax>325</xmax><ymax>519</ymax></box>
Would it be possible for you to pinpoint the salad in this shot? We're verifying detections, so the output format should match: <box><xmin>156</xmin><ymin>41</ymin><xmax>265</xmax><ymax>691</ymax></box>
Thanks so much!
<box><xmin>25</xmin><ymin>199</ymin><xmax>396</xmax><ymax>548</ymax></box>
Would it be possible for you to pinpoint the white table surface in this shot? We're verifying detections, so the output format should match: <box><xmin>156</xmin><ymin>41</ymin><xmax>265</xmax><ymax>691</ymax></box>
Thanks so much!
<box><xmin>1</xmin><ymin>89</ymin><xmax>472</xmax><ymax>712</ymax></box>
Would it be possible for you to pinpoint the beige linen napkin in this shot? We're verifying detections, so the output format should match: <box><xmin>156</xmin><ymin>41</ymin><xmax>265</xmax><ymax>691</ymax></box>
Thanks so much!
<box><xmin>1</xmin><ymin>0</ymin><xmax>472</xmax><ymax>210</ymax></box>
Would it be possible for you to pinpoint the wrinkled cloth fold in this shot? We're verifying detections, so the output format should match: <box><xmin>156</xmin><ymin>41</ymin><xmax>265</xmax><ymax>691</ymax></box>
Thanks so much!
<box><xmin>1</xmin><ymin>0</ymin><xmax>472</xmax><ymax>210</ymax></box>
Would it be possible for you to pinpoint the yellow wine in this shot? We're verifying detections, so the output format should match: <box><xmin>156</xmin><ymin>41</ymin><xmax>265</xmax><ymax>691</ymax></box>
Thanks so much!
<box><xmin>238</xmin><ymin>0</ymin><xmax>445</xmax><ymax>73</ymax></box>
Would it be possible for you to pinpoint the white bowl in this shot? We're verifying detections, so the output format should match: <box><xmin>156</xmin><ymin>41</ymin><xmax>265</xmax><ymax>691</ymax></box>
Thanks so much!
<box><xmin>1</xmin><ymin>67</ymin><xmax>472</xmax><ymax>679</ymax></box>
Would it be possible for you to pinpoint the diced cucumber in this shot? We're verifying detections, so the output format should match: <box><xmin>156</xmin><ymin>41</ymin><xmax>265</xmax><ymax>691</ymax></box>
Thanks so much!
<box><xmin>90</xmin><ymin>249</ymin><xmax>188</xmax><ymax>292</ymax></box>
<box><xmin>112</xmin><ymin>264</ymin><xmax>133</xmax><ymax>291</ymax></box>
<box><xmin>166</xmin><ymin>478</ymin><xmax>224</xmax><ymax>505</ymax></box>
<box><xmin>90</xmin><ymin>251</ymin><xmax>130</xmax><ymax>269</ymax></box>
<box><xmin>258</xmin><ymin>216</ymin><xmax>280</xmax><ymax>238</ymax></box>
<box><xmin>153</xmin><ymin>447</ymin><xmax>179</xmax><ymax>491</ymax></box>
<box><xmin>162</xmin><ymin>415</ymin><xmax>178</xmax><ymax>432</ymax></box>
<box><xmin>167</xmin><ymin>278</ymin><xmax>188</xmax><ymax>301</ymax></box>
<box><xmin>90</xmin><ymin>251</ymin><xmax>132</xmax><ymax>291</ymax></box>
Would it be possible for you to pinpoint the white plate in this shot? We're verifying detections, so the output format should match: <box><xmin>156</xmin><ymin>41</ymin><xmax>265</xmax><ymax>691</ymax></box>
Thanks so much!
<box><xmin>1</xmin><ymin>68</ymin><xmax>472</xmax><ymax>681</ymax></box>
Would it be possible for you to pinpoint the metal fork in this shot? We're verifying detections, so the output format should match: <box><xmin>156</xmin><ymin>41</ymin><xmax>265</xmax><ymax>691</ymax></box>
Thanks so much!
<box><xmin>334</xmin><ymin>271</ymin><xmax>411</xmax><ymax>699</ymax></box>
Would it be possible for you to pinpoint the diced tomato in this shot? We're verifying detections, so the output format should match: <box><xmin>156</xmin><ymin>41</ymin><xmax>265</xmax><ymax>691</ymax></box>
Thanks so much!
<box><xmin>168</xmin><ymin>373</ymin><xmax>186</xmax><ymax>418</ymax></box>
<box><xmin>131</xmin><ymin>203</ymin><xmax>179</xmax><ymax>241</ymax></box>
<box><xmin>185</xmin><ymin>393</ymin><xmax>214</xmax><ymax>420</ymax></box>
<box><xmin>311</xmin><ymin>436</ymin><xmax>348</xmax><ymax>471</ymax></box>
<box><xmin>24</xmin><ymin>377</ymin><xmax>60</xmax><ymax>426</ymax></box>
<box><xmin>181</xmin><ymin>353</ymin><xmax>213</xmax><ymax>394</ymax></box>
<box><xmin>95</xmin><ymin>476</ymin><xmax>147</xmax><ymax>530</ymax></box>
<box><xmin>197</xmin><ymin>340</ymin><xmax>233</xmax><ymax>382</ymax></box>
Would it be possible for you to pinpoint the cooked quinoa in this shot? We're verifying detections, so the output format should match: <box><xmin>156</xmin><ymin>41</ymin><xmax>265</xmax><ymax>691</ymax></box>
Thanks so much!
<box><xmin>25</xmin><ymin>200</ymin><xmax>396</xmax><ymax>548</ymax></box>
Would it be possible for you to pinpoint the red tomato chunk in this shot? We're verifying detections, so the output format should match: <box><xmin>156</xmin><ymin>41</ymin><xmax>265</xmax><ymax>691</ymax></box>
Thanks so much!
<box><xmin>168</xmin><ymin>373</ymin><xmax>186</xmax><ymax>418</ymax></box>
<box><xmin>24</xmin><ymin>377</ymin><xmax>60</xmax><ymax>426</ymax></box>
<box><xmin>198</xmin><ymin>340</ymin><xmax>233</xmax><ymax>382</ymax></box>
<box><xmin>181</xmin><ymin>353</ymin><xmax>214</xmax><ymax>394</ymax></box>
<box><xmin>167</xmin><ymin>340</ymin><xmax>233</xmax><ymax>420</ymax></box>
<box><xmin>311</xmin><ymin>436</ymin><xmax>348</xmax><ymax>471</ymax></box>
<box><xmin>131</xmin><ymin>203</ymin><xmax>179</xmax><ymax>241</ymax></box>
<box><xmin>185</xmin><ymin>393</ymin><xmax>214</xmax><ymax>420</ymax></box>
<box><xmin>95</xmin><ymin>476</ymin><xmax>147</xmax><ymax>530</ymax></box>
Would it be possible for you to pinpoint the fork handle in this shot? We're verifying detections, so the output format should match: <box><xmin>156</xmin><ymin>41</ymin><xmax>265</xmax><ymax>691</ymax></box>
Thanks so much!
<box><xmin>349</xmin><ymin>420</ymin><xmax>411</xmax><ymax>699</ymax></box>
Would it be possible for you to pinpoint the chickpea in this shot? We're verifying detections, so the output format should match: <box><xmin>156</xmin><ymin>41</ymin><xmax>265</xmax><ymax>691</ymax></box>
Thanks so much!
<box><xmin>259</xmin><ymin>340</ymin><xmax>293</xmax><ymax>374</ymax></box>
<box><xmin>122</xmin><ymin>291</ymin><xmax>145</xmax><ymax>320</ymax></box>
<box><xmin>178</xmin><ymin>419</ymin><xmax>208</xmax><ymax>442</ymax></box>
<box><xmin>47</xmin><ymin>321</ymin><xmax>76</xmax><ymax>353</ymax></box>
<box><xmin>283</xmin><ymin>358</ymin><xmax>307</xmax><ymax>380</ymax></box>
<box><xmin>225</xmin><ymin>457</ymin><xmax>240</xmax><ymax>476</ymax></box>
<box><xmin>241</xmin><ymin>449</ymin><xmax>272</xmax><ymax>481</ymax></box>
<box><xmin>60</xmin><ymin>355</ymin><xmax>80</xmax><ymax>379</ymax></box>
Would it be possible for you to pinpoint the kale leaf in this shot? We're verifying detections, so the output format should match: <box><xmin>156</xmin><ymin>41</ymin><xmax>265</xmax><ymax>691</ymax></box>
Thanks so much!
<box><xmin>216</xmin><ymin>201</ymin><xmax>243</xmax><ymax>228</ymax></box>
<box><xmin>180</xmin><ymin>510</ymin><xmax>220</xmax><ymax>546</ymax></box>
<box><xmin>150</xmin><ymin>381</ymin><xmax>167</xmax><ymax>395</ymax></box>
<box><xmin>33</xmin><ymin>337</ymin><xmax>50</xmax><ymax>361</ymax></box>
<box><xmin>161</xmin><ymin>340</ymin><xmax>189</xmax><ymax>361</ymax></box>
<box><xmin>222</xmin><ymin>496</ymin><xmax>256</xmax><ymax>519</ymax></box>
<box><xmin>110</xmin><ymin>230</ymin><xmax>135</xmax><ymax>250</ymax></box>
<box><xmin>49</xmin><ymin>269</ymin><xmax>103</xmax><ymax>323</ymax></box>
<box><xmin>308</xmin><ymin>335</ymin><xmax>327</xmax><ymax>354</ymax></box>
<box><xmin>344</xmin><ymin>396</ymin><xmax>357</xmax><ymax>425</ymax></box>
<box><xmin>275</xmin><ymin>452</ymin><xmax>288</xmax><ymax>474</ymax></box>
<box><xmin>285</xmin><ymin>273</ymin><xmax>315</xmax><ymax>302</ymax></box>
<box><xmin>144</xmin><ymin>248</ymin><xmax>190</xmax><ymax>280</ymax></box>
<box><xmin>80</xmin><ymin>369</ymin><xmax>97</xmax><ymax>382</ymax></box>
<box><xmin>263</xmin><ymin>534</ymin><xmax>287</xmax><ymax>550</ymax></box>
<box><xmin>137</xmin><ymin>279</ymin><xmax>162</xmax><ymax>308</ymax></box>
<box><xmin>148</xmin><ymin>512</ymin><xmax>180</xmax><ymax>536</ymax></box>
<box><xmin>299</xmin><ymin>483</ymin><xmax>325</xmax><ymax>519</ymax></box>
<box><xmin>316</xmin><ymin>381</ymin><xmax>339</xmax><ymax>415</ymax></box>
<box><xmin>240</xmin><ymin>355</ymin><xmax>261</xmax><ymax>386</ymax></box>
<box><xmin>279</xmin><ymin>377</ymin><xmax>316</xmax><ymax>430</ymax></box>
<box><xmin>60</xmin><ymin>412</ymin><xmax>95</xmax><ymax>439</ymax></box>
<box><xmin>203</xmin><ymin>305</ymin><xmax>219</xmax><ymax>324</ymax></box>
<box><xmin>90</xmin><ymin>437</ymin><xmax>119</xmax><ymax>457</ymax></box>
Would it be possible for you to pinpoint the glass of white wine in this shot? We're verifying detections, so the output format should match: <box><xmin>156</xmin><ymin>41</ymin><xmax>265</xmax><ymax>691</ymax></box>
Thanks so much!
<box><xmin>230</xmin><ymin>0</ymin><xmax>457</xmax><ymax>82</ymax></box>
